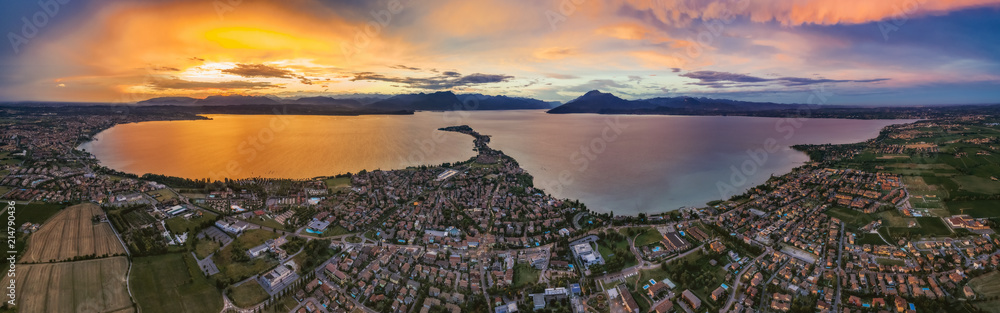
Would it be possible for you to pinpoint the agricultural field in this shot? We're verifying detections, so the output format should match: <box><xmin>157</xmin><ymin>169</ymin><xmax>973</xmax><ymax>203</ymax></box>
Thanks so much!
<box><xmin>14</xmin><ymin>257</ymin><xmax>133</xmax><ymax>313</ymax></box>
<box><xmin>12</xmin><ymin>202</ymin><xmax>65</xmax><ymax>225</ymax></box>
<box><xmin>131</xmin><ymin>253</ymin><xmax>223</xmax><ymax>313</ymax></box>
<box><xmin>952</xmin><ymin>175</ymin><xmax>1000</xmax><ymax>194</ymax></box>
<box><xmin>946</xmin><ymin>200</ymin><xmax>1000</xmax><ymax>218</ymax></box>
<box><xmin>22</xmin><ymin>203</ymin><xmax>126</xmax><ymax>263</ymax></box>
<box><xmin>969</xmin><ymin>271</ymin><xmax>1000</xmax><ymax>312</ymax></box>
<box><xmin>881</xmin><ymin>217</ymin><xmax>953</xmax><ymax>241</ymax></box>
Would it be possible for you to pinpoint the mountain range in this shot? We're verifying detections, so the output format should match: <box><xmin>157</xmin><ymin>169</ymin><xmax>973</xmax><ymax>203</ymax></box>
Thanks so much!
<box><xmin>137</xmin><ymin>90</ymin><xmax>808</xmax><ymax>114</ymax></box>
<box><xmin>9</xmin><ymin>90</ymin><xmax>1000</xmax><ymax>119</ymax></box>
<box><xmin>546</xmin><ymin>90</ymin><xmax>800</xmax><ymax>114</ymax></box>
<box><xmin>138</xmin><ymin>92</ymin><xmax>556</xmax><ymax>111</ymax></box>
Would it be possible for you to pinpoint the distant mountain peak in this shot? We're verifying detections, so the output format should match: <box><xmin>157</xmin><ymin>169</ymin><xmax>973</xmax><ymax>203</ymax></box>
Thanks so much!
<box><xmin>549</xmin><ymin>90</ymin><xmax>799</xmax><ymax>114</ymax></box>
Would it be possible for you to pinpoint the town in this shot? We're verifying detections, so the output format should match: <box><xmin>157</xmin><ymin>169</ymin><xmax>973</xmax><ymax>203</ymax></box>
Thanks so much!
<box><xmin>3</xmin><ymin>107</ymin><xmax>1000</xmax><ymax>313</ymax></box>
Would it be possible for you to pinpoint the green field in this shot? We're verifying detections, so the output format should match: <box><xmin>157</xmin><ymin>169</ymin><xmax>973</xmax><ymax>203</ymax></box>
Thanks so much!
<box><xmin>596</xmin><ymin>232</ymin><xmax>637</xmax><ymax>272</ymax></box>
<box><xmin>914</xmin><ymin>217</ymin><xmax>954</xmax><ymax>235</ymax></box>
<box><xmin>882</xmin><ymin>217</ymin><xmax>953</xmax><ymax>240</ymax></box>
<box><xmin>213</xmin><ymin>229</ymin><xmax>280</xmax><ymax>282</ymax></box>
<box><xmin>131</xmin><ymin>253</ymin><xmax>223</xmax><ymax>313</ymax></box>
<box><xmin>633</xmin><ymin>227</ymin><xmax>664</xmax><ymax>247</ymax></box>
<box><xmin>326</xmin><ymin>225</ymin><xmax>351</xmax><ymax>236</ymax></box>
<box><xmin>824</xmin><ymin>206</ymin><xmax>876</xmax><ymax>230</ymax></box>
<box><xmin>875</xmin><ymin>257</ymin><xmax>906</xmax><ymax>266</ymax></box>
<box><xmin>946</xmin><ymin>200</ymin><xmax>1000</xmax><ymax>218</ymax></box>
<box><xmin>324</xmin><ymin>177</ymin><xmax>351</xmax><ymax>190</ymax></box>
<box><xmin>229</xmin><ymin>280</ymin><xmax>270</xmax><ymax>308</ymax></box>
<box><xmin>0</xmin><ymin>151</ymin><xmax>22</xmax><ymax>165</ymax></box>
<box><xmin>195</xmin><ymin>240</ymin><xmax>221</xmax><ymax>259</ymax></box>
<box><xmin>953</xmin><ymin>175</ymin><xmax>1000</xmax><ymax>194</ymax></box>
<box><xmin>512</xmin><ymin>263</ymin><xmax>540</xmax><ymax>289</ymax></box>
<box><xmin>876</xmin><ymin>210</ymin><xmax>915</xmax><ymax>228</ymax></box>
<box><xmin>166</xmin><ymin>211</ymin><xmax>218</xmax><ymax>234</ymax></box>
<box><xmin>12</xmin><ymin>203</ymin><xmax>65</xmax><ymax>224</ymax></box>
<box><xmin>854</xmin><ymin>233</ymin><xmax>888</xmax><ymax>245</ymax></box>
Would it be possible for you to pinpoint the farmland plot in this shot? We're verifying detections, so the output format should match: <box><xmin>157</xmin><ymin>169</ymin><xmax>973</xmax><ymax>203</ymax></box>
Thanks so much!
<box><xmin>14</xmin><ymin>257</ymin><xmax>134</xmax><ymax>313</ymax></box>
<box><xmin>22</xmin><ymin>203</ymin><xmax>126</xmax><ymax>263</ymax></box>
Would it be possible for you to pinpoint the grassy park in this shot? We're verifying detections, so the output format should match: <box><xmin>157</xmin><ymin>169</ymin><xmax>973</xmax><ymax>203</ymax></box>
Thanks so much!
<box><xmin>632</xmin><ymin>227</ymin><xmax>664</xmax><ymax>247</ymax></box>
<box><xmin>512</xmin><ymin>263</ymin><xmax>541</xmax><ymax>289</ymax></box>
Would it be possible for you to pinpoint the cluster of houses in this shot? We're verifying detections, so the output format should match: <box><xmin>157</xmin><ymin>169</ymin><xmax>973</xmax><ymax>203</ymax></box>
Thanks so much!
<box><xmin>321</xmin><ymin>245</ymin><xmax>482</xmax><ymax>313</ymax></box>
<box><xmin>691</xmin><ymin>163</ymin><xmax>1000</xmax><ymax>313</ymax></box>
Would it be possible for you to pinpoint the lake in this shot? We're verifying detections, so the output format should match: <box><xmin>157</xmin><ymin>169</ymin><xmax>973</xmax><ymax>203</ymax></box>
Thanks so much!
<box><xmin>79</xmin><ymin>111</ymin><xmax>911</xmax><ymax>214</ymax></box>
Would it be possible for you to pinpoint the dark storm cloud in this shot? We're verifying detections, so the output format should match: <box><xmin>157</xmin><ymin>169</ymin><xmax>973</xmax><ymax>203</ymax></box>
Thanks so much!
<box><xmin>152</xmin><ymin>66</ymin><xmax>180</xmax><ymax>72</ymax></box>
<box><xmin>222</xmin><ymin>63</ymin><xmax>313</xmax><ymax>85</ymax></box>
<box><xmin>222</xmin><ymin>63</ymin><xmax>296</xmax><ymax>78</ymax></box>
<box><xmin>680</xmin><ymin>71</ymin><xmax>889</xmax><ymax>88</ymax></box>
<box><xmin>148</xmin><ymin>78</ymin><xmax>279</xmax><ymax>90</ymax></box>
<box><xmin>389</xmin><ymin>65</ymin><xmax>421</xmax><ymax>71</ymax></box>
<box><xmin>351</xmin><ymin>71</ymin><xmax>513</xmax><ymax>89</ymax></box>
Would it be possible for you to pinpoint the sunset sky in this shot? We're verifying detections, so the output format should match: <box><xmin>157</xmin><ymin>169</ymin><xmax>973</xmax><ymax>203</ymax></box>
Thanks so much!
<box><xmin>1</xmin><ymin>0</ymin><xmax>999</xmax><ymax>105</ymax></box>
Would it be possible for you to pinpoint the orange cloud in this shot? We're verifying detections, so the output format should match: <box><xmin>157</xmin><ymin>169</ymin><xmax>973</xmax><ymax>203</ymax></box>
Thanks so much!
<box><xmin>534</xmin><ymin>47</ymin><xmax>578</xmax><ymax>60</ymax></box>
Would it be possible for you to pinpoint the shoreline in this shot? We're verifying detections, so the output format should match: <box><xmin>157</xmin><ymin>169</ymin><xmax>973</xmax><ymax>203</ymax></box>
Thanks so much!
<box><xmin>76</xmin><ymin>114</ymin><xmax>917</xmax><ymax>217</ymax></box>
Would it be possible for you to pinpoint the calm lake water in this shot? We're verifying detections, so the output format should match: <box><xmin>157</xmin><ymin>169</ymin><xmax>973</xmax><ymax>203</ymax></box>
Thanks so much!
<box><xmin>79</xmin><ymin>111</ymin><xmax>911</xmax><ymax>214</ymax></box>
